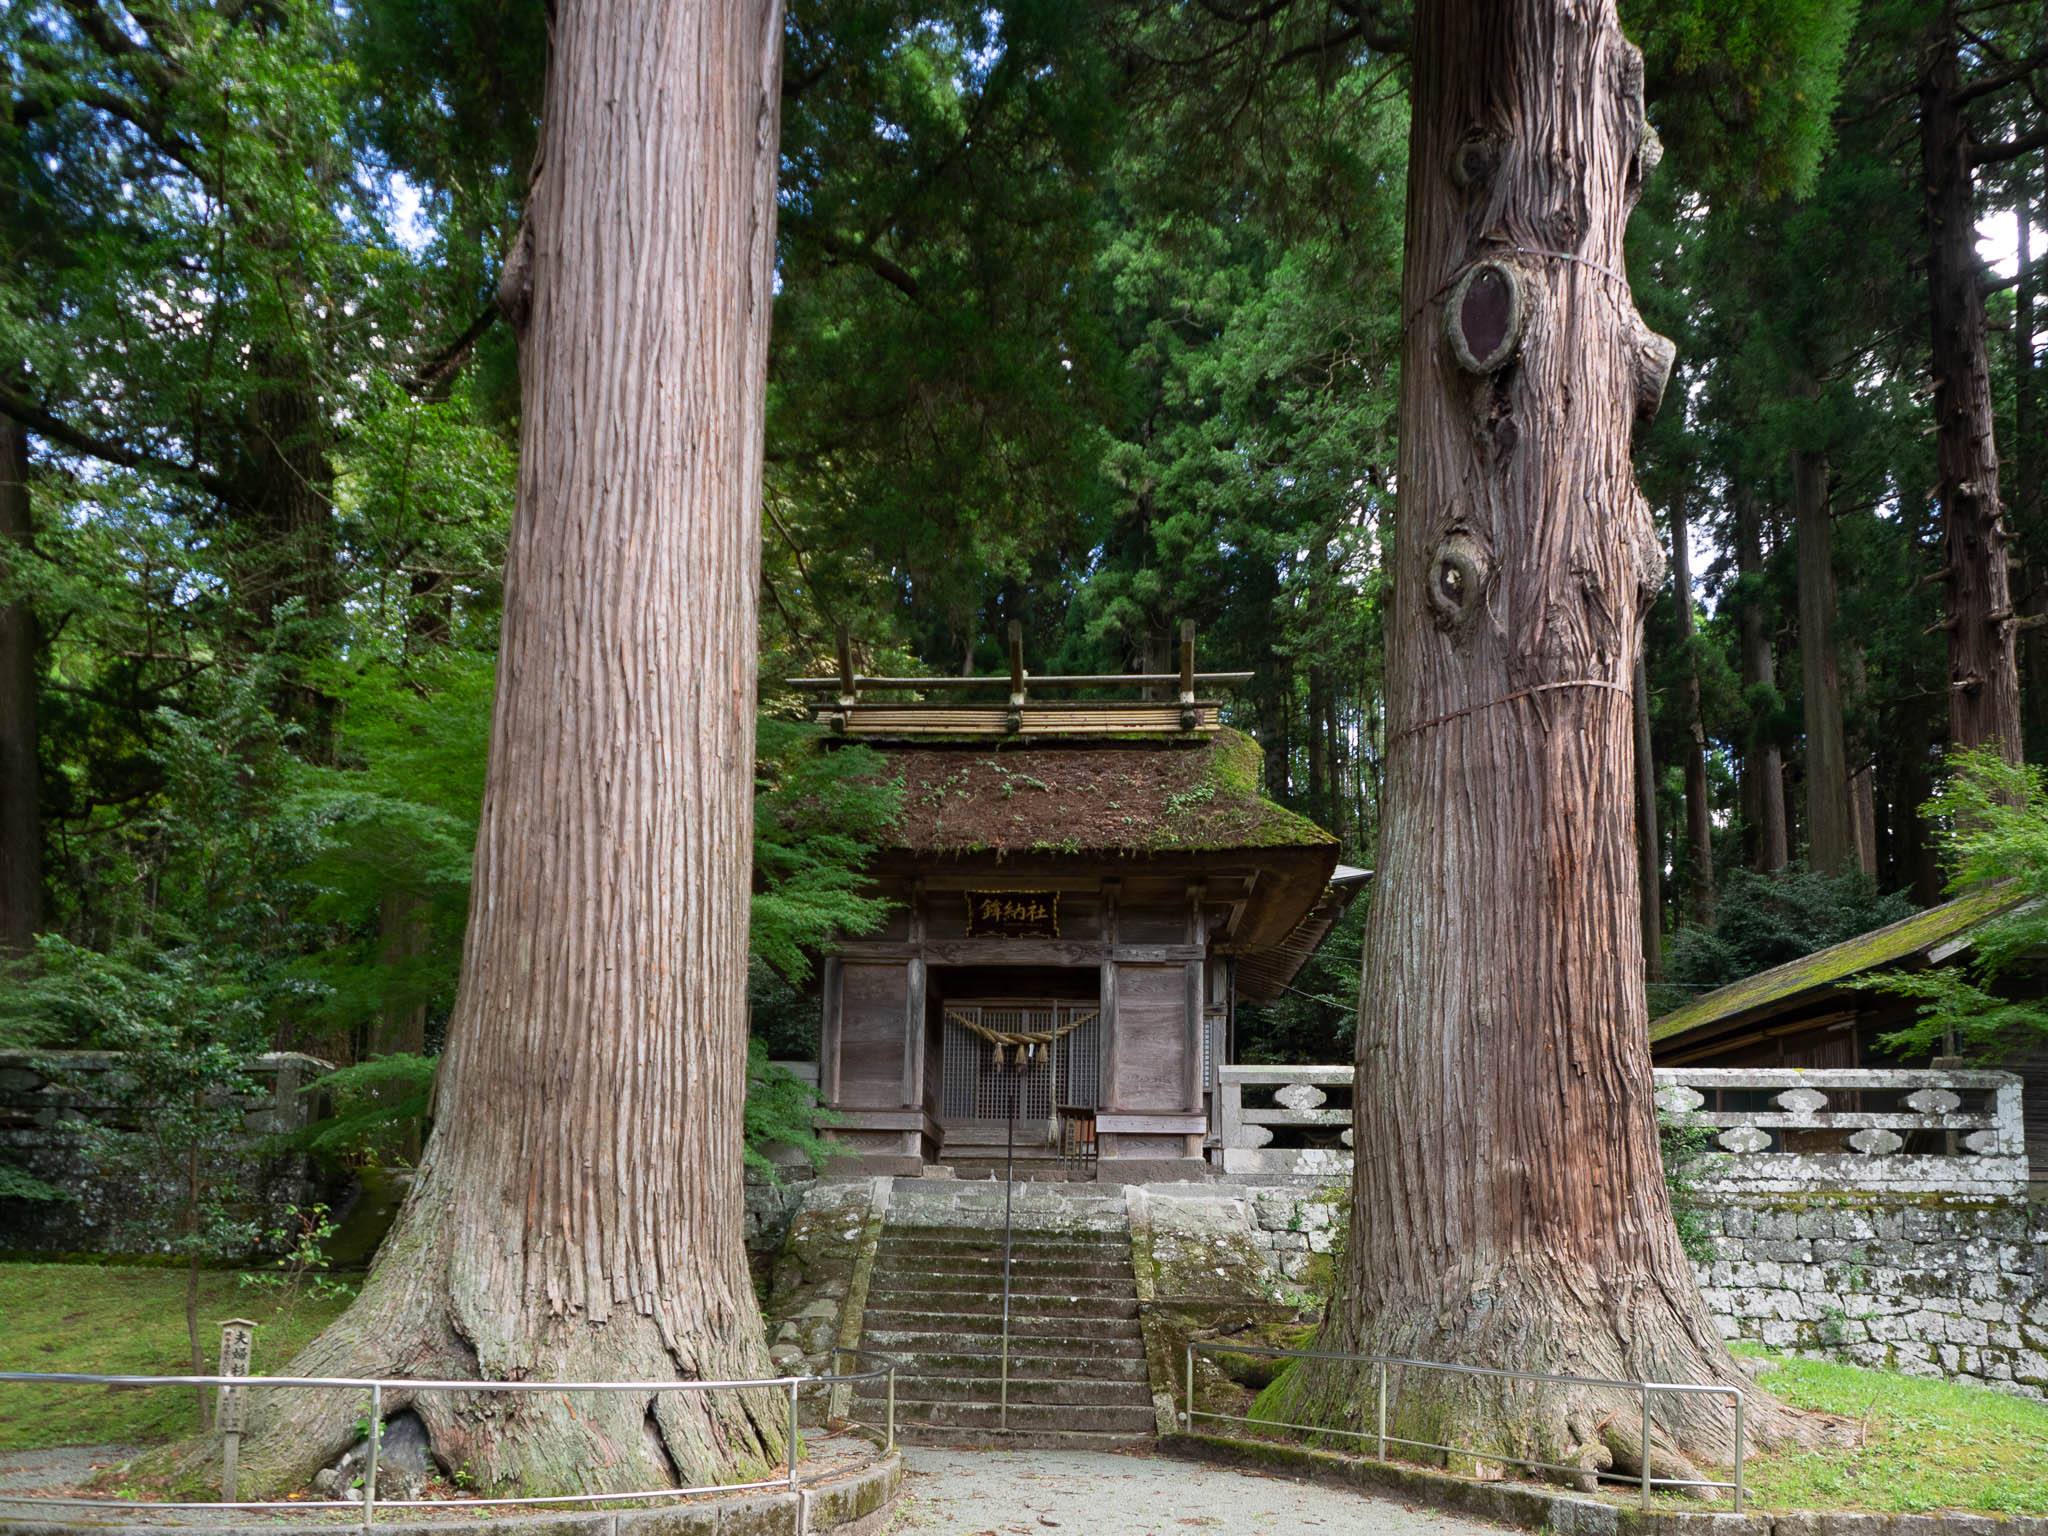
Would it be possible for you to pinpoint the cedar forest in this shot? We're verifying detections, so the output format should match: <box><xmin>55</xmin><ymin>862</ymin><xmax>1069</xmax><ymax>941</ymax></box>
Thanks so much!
<box><xmin>4</xmin><ymin>0</ymin><xmax>2048</xmax><ymax>1502</ymax></box>
<box><xmin>7</xmin><ymin>0</ymin><xmax>2047</xmax><ymax>1081</ymax></box>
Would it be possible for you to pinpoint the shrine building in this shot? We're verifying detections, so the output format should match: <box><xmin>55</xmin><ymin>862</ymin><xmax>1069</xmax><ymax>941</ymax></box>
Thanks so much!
<box><xmin>791</xmin><ymin>626</ymin><xmax>1365</xmax><ymax>1182</ymax></box>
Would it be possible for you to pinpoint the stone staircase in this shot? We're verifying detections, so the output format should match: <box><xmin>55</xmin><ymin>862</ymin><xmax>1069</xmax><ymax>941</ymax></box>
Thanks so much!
<box><xmin>854</xmin><ymin>1186</ymin><xmax>1156</xmax><ymax>1448</ymax></box>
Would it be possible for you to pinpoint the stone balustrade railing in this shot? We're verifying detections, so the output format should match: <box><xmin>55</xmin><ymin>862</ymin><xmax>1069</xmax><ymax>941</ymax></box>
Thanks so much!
<box><xmin>1653</xmin><ymin>1066</ymin><xmax>2027</xmax><ymax>1195</ymax></box>
<box><xmin>1214</xmin><ymin>1063</ymin><xmax>2030</xmax><ymax>1194</ymax></box>
<box><xmin>1213</xmin><ymin>1065</ymin><xmax>1354</xmax><ymax>1181</ymax></box>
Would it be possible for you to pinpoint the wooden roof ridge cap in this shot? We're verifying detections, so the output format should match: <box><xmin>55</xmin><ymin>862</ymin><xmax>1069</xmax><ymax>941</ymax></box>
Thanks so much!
<box><xmin>1647</xmin><ymin>879</ymin><xmax>2031</xmax><ymax>1046</ymax></box>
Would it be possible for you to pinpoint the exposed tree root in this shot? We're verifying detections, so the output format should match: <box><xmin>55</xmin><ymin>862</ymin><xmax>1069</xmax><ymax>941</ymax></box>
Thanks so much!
<box><xmin>160</xmin><ymin>1162</ymin><xmax>784</xmax><ymax>1501</ymax></box>
<box><xmin>1268</xmin><ymin>1269</ymin><xmax>1853</xmax><ymax>1495</ymax></box>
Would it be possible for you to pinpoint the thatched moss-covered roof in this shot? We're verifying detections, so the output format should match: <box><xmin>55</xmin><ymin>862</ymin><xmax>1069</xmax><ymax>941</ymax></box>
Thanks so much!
<box><xmin>875</xmin><ymin>728</ymin><xmax>1335</xmax><ymax>857</ymax></box>
<box><xmin>1648</xmin><ymin>882</ymin><xmax>2026</xmax><ymax>1046</ymax></box>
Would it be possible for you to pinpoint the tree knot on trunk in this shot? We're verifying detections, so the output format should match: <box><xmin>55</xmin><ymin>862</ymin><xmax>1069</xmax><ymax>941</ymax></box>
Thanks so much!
<box><xmin>1445</xmin><ymin>260</ymin><xmax>1528</xmax><ymax>374</ymax></box>
<box><xmin>496</xmin><ymin>224</ymin><xmax>535</xmax><ymax>335</ymax></box>
<box><xmin>1428</xmin><ymin>530</ymin><xmax>1494</xmax><ymax>635</ymax></box>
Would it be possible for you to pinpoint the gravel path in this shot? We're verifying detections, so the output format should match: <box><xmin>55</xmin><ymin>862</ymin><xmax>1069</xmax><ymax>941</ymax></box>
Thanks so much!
<box><xmin>0</xmin><ymin>1442</ymin><xmax>140</xmax><ymax>1495</ymax></box>
<box><xmin>885</xmin><ymin>1448</ymin><xmax>1509</xmax><ymax>1536</ymax></box>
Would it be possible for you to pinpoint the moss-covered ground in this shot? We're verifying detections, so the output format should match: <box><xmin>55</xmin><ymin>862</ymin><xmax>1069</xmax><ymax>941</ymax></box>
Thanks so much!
<box><xmin>1236</xmin><ymin>1345</ymin><xmax>2048</xmax><ymax>1515</ymax></box>
<box><xmin>0</xmin><ymin>1262</ymin><xmax>353</xmax><ymax>1452</ymax></box>
<box><xmin>1726</xmin><ymin>1347</ymin><xmax>2048</xmax><ymax>1515</ymax></box>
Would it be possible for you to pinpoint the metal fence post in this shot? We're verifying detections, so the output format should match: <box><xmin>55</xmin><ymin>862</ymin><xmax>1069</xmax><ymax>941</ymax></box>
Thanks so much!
<box><xmin>788</xmin><ymin>1379</ymin><xmax>801</xmax><ymax>1491</ymax></box>
<box><xmin>1183</xmin><ymin>1342</ymin><xmax>1194</xmax><ymax>1428</ymax></box>
<box><xmin>1732</xmin><ymin>1389</ymin><xmax>1745</xmax><ymax>1514</ymax></box>
<box><xmin>1375</xmin><ymin>1360</ymin><xmax>1386</xmax><ymax>1461</ymax></box>
<box><xmin>361</xmin><ymin>1382</ymin><xmax>382</xmax><ymax>1531</ymax></box>
<box><xmin>886</xmin><ymin>1364</ymin><xmax>896</xmax><ymax>1453</ymax></box>
<box><xmin>1638</xmin><ymin>1384</ymin><xmax>1651</xmax><ymax>1512</ymax></box>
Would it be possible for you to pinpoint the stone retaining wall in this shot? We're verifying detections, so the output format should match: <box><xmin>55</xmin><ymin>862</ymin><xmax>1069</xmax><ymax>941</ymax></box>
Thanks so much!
<box><xmin>1222</xmin><ymin>1181</ymin><xmax>2048</xmax><ymax>1399</ymax></box>
<box><xmin>0</xmin><ymin>1049</ymin><xmax>329</xmax><ymax>1256</ymax></box>
<box><xmin>1691</xmin><ymin>1192</ymin><xmax>2048</xmax><ymax>1393</ymax></box>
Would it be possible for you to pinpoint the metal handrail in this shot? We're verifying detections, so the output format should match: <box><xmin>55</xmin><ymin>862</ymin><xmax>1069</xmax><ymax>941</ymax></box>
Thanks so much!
<box><xmin>1180</xmin><ymin>1339</ymin><xmax>1745</xmax><ymax>1513</ymax></box>
<box><xmin>0</xmin><ymin>1354</ymin><xmax>900</xmax><ymax>1529</ymax></box>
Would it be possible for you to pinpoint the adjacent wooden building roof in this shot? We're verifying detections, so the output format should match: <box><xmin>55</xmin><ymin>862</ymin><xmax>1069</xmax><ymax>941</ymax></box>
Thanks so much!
<box><xmin>1648</xmin><ymin>882</ymin><xmax>2028</xmax><ymax>1051</ymax></box>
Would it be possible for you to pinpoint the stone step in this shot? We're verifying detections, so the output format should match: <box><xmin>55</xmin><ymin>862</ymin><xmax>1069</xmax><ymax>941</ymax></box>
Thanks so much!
<box><xmin>864</xmin><ymin>1348</ymin><xmax>1150</xmax><ymax>1382</ymax></box>
<box><xmin>880</xmin><ymin>1230</ymin><xmax>1131</xmax><ymax>1257</ymax></box>
<box><xmin>859</xmin><ymin>1311</ymin><xmax>1145</xmax><ymax>1345</ymax></box>
<box><xmin>880</xmin><ymin>1423</ymin><xmax>1155</xmax><ymax>1452</ymax></box>
<box><xmin>865</xmin><ymin>1373</ymin><xmax>1152</xmax><ymax>1407</ymax></box>
<box><xmin>862</xmin><ymin>1286</ymin><xmax>1140</xmax><ymax>1319</ymax></box>
<box><xmin>859</xmin><ymin>1311</ymin><xmax>1144</xmax><ymax>1346</ymax></box>
<box><xmin>872</xmin><ymin>1251</ymin><xmax>1136</xmax><ymax>1281</ymax></box>
<box><xmin>863</xmin><ymin>1397</ymin><xmax>1158</xmax><ymax>1436</ymax></box>
<box><xmin>934</xmin><ymin>1162</ymin><xmax>1099</xmax><ymax>1183</ymax></box>
<box><xmin>869</xmin><ymin>1266</ymin><xmax>1137</xmax><ymax>1299</ymax></box>
<box><xmin>860</xmin><ymin>1327</ymin><xmax>1147</xmax><ymax>1359</ymax></box>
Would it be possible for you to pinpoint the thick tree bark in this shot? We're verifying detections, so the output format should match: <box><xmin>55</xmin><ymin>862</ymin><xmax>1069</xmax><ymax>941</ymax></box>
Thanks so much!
<box><xmin>0</xmin><ymin>411</ymin><xmax>38</xmax><ymax>956</ymax></box>
<box><xmin>1734</xmin><ymin>492</ymin><xmax>1789</xmax><ymax>872</ymax></box>
<box><xmin>1794</xmin><ymin>444</ymin><xmax>1859</xmax><ymax>874</ymax></box>
<box><xmin>1634</xmin><ymin>654</ymin><xmax>1663</xmax><ymax>980</ymax></box>
<box><xmin>1283</xmin><ymin>0</ymin><xmax>1817</xmax><ymax>1479</ymax></box>
<box><xmin>230</xmin><ymin>0</ymin><xmax>789</xmax><ymax>1497</ymax></box>
<box><xmin>1669</xmin><ymin>496</ymin><xmax>1713</xmax><ymax>923</ymax></box>
<box><xmin>1921</xmin><ymin>9</ymin><xmax>2023</xmax><ymax>762</ymax></box>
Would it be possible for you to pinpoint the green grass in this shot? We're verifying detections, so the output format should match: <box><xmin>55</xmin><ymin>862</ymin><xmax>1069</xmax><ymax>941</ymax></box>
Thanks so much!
<box><xmin>0</xmin><ymin>1262</ymin><xmax>353</xmax><ymax>1452</ymax></box>
<box><xmin>1730</xmin><ymin>1348</ymin><xmax>2048</xmax><ymax>1514</ymax></box>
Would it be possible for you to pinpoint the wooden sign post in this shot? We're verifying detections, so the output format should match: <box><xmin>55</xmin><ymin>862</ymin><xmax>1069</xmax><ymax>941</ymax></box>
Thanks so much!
<box><xmin>216</xmin><ymin>1319</ymin><xmax>256</xmax><ymax>1502</ymax></box>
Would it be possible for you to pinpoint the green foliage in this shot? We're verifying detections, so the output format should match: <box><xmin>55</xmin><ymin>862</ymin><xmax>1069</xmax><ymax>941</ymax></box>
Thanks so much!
<box><xmin>751</xmin><ymin>719</ymin><xmax>901</xmax><ymax>985</ymax></box>
<box><xmin>287</xmin><ymin>1054</ymin><xmax>437</xmax><ymax>1170</ymax></box>
<box><xmin>237</xmin><ymin>1202</ymin><xmax>358</xmax><ymax>1331</ymax></box>
<box><xmin>1624</xmin><ymin>0</ymin><xmax>1858</xmax><ymax>199</ymax></box>
<box><xmin>743</xmin><ymin>1039</ymin><xmax>835</xmax><ymax>1179</ymax></box>
<box><xmin>1863</xmin><ymin>752</ymin><xmax>2048</xmax><ymax>1059</ymax></box>
<box><xmin>285</xmin><ymin>656</ymin><xmax>495</xmax><ymax>1052</ymax></box>
<box><xmin>1656</xmin><ymin>864</ymin><xmax>1916</xmax><ymax>1011</ymax></box>
<box><xmin>1657</xmin><ymin>1111</ymin><xmax>1721</xmax><ymax>1265</ymax></box>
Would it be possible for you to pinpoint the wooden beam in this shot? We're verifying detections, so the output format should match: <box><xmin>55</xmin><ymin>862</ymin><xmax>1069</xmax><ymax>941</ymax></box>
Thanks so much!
<box><xmin>832</xmin><ymin>938</ymin><xmax>1205</xmax><ymax>966</ymax></box>
<box><xmin>786</xmin><ymin>671</ymin><xmax>1254</xmax><ymax>691</ymax></box>
<box><xmin>1186</xmin><ymin>880</ymin><xmax>1207</xmax><ymax>1112</ymax></box>
<box><xmin>1100</xmin><ymin>880</ymin><xmax>1120</xmax><ymax>1113</ymax></box>
<box><xmin>1096</xmin><ymin>1112</ymin><xmax>1207</xmax><ymax>1135</ymax></box>
<box><xmin>903</xmin><ymin>881</ymin><xmax>926</xmax><ymax>1111</ymax></box>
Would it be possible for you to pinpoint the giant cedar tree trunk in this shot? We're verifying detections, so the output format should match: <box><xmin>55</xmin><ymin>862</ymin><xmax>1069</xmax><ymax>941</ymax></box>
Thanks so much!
<box><xmin>1734</xmin><ymin>491</ymin><xmax>1789</xmax><ymax>871</ymax></box>
<box><xmin>0</xmin><ymin>410</ymin><xmax>39</xmax><ymax>955</ymax></box>
<box><xmin>1633</xmin><ymin>653</ymin><xmax>1662</xmax><ymax>980</ymax></box>
<box><xmin>230</xmin><ymin>0</ymin><xmax>787</xmax><ymax>1496</ymax></box>
<box><xmin>1285</xmin><ymin>0</ymin><xmax>1815</xmax><ymax>1478</ymax></box>
<box><xmin>1794</xmin><ymin>445</ymin><xmax>1859</xmax><ymax>873</ymax></box>
<box><xmin>1670</xmin><ymin>496</ymin><xmax>1713</xmax><ymax>923</ymax></box>
<box><xmin>1921</xmin><ymin>10</ymin><xmax>2023</xmax><ymax>762</ymax></box>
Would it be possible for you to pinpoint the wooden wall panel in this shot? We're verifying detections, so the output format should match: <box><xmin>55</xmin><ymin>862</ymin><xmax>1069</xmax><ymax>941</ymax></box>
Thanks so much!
<box><xmin>838</xmin><ymin>961</ymin><xmax>910</xmax><ymax>1108</ymax></box>
<box><xmin>1117</xmin><ymin>906</ymin><xmax>1185</xmax><ymax>944</ymax></box>
<box><xmin>1112</xmin><ymin>963</ymin><xmax>1190</xmax><ymax>1111</ymax></box>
